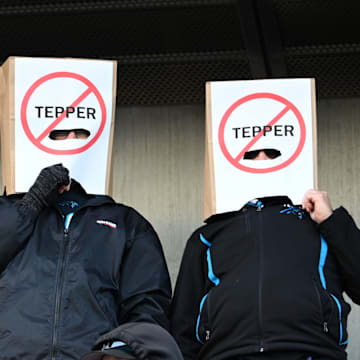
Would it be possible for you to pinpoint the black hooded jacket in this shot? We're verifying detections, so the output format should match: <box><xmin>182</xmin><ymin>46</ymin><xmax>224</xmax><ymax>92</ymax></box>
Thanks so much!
<box><xmin>171</xmin><ymin>196</ymin><xmax>360</xmax><ymax>360</ymax></box>
<box><xmin>0</xmin><ymin>181</ymin><xmax>171</xmax><ymax>360</ymax></box>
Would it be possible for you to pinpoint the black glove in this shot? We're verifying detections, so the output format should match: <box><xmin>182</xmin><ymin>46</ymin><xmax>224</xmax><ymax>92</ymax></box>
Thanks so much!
<box><xmin>18</xmin><ymin>164</ymin><xmax>70</xmax><ymax>215</ymax></box>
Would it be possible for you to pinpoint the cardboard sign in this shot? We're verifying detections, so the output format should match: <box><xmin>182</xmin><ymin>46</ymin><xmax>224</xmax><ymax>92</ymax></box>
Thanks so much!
<box><xmin>204</xmin><ymin>78</ymin><xmax>317</xmax><ymax>219</ymax></box>
<box><xmin>0</xmin><ymin>57</ymin><xmax>117</xmax><ymax>194</ymax></box>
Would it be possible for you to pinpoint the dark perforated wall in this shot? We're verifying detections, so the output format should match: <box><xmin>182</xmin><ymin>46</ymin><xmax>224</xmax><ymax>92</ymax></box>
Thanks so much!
<box><xmin>0</xmin><ymin>0</ymin><xmax>359</xmax><ymax>104</ymax></box>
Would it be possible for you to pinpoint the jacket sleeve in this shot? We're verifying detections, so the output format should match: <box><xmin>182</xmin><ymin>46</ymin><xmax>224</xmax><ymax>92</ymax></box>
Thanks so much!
<box><xmin>0</xmin><ymin>164</ymin><xmax>70</xmax><ymax>273</ymax></box>
<box><xmin>118</xmin><ymin>210</ymin><xmax>172</xmax><ymax>330</ymax></box>
<box><xmin>0</xmin><ymin>196</ymin><xmax>38</xmax><ymax>274</ymax></box>
<box><xmin>170</xmin><ymin>230</ymin><xmax>207</xmax><ymax>360</ymax></box>
<box><xmin>319</xmin><ymin>206</ymin><xmax>360</xmax><ymax>304</ymax></box>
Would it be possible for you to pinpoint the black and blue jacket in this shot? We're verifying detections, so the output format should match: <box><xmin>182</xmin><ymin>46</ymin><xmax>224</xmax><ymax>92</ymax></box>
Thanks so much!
<box><xmin>171</xmin><ymin>196</ymin><xmax>360</xmax><ymax>360</ymax></box>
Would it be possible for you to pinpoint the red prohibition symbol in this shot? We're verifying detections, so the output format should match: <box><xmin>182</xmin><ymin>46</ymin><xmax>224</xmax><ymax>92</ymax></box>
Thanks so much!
<box><xmin>21</xmin><ymin>72</ymin><xmax>107</xmax><ymax>155</ymax></box>
<box><xmin>218</xmin><ymin>92</ymin><xmax>306</xmax><ymax>174</ymax></box>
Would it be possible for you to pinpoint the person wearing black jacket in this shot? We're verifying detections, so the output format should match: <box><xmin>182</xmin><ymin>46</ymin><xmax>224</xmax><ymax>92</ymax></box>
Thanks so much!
<box><xmin>0</xmin><ymin>164</ymin><xmax>171</xmax><ymax>360</ymax></box>
<box><xmin>171</xmin><ymin>188</ymin><xmax>360</xmax><ymax>360</ymax></box>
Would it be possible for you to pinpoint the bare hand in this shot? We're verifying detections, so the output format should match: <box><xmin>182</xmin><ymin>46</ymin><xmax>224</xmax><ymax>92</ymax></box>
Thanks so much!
<box><xmin>302</xmin><ymin>189</ymin><xmax>333</xmax><ymax>224</ymax></box>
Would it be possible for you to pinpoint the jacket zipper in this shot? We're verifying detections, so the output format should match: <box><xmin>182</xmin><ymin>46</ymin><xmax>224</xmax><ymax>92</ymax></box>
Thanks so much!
<box><xmin>313</xmin><ymin>283</ymin><xmax>330</xmax><ymax>333</ymax></box>
<box><xmin>205</xmin><ymin>287</ymin><xmax>212</xmax><ymax>341</ymax></box>
<box><xmin>50</xmin><ymin>217</ymin><xmax>72</xmax><ymax>360</ymax></box>
<box><xmin>256</xmin><ymin>203</ymin><xmax>265</xmax><ymax>353</ymax></box>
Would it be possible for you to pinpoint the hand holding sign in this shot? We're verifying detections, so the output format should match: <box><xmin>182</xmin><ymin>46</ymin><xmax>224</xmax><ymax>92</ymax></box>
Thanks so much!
<box><xmin>18</xmin><ymin>164</ymin><xmax>70</xmax><ymax>216</ymax></box>
<box><xmin>302</xmin><ymin>189</ymin><xmax>333</xmax><ymax>224</ymax></box>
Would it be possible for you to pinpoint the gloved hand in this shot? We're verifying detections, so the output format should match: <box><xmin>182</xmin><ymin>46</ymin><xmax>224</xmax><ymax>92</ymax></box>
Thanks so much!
<box><xmin>18</xmin><ymin>164</ymin><xmax>70</xmax><ymax>215</ymax></box>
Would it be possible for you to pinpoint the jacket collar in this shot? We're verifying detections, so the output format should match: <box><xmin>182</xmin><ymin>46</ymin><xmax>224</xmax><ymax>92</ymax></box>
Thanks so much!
<box><xmin>204</xmin><ymin>195</ymin><xmax>293</xmax><ymax>224</ymax></box>
<box><xmin>66</xmin><ymin>179</ymin><xmax>115</xmax><ymax>208</ymax></box>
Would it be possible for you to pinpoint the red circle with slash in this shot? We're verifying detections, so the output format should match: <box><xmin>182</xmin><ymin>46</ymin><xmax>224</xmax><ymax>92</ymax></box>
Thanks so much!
<box><xmin>21</xmin><ymin>72</ymin><xmax>107</xmax><ymax>155</ymax></box>
<box><xmin>218</xmin><ymin>92</ymin><xmax>306</xmax><ymax>173</ymax></box>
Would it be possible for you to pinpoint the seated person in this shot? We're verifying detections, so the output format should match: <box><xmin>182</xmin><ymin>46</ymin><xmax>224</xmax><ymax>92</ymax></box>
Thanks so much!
<box><xmin>0</xmin><ymin>164</ymin><xmax>171</xmax><ymax>360</ymax></box>
<box><xmin>171</xmin><ymin>151</ymin><xmax>360</xmax><ymax>360</ymax></box>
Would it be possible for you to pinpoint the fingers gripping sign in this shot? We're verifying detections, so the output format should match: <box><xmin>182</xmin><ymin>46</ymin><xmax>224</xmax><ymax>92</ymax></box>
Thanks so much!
<box><xmin>302</xmin><ymin>189</ymin><xmax>333</xmax><ymax>224</ymax></box>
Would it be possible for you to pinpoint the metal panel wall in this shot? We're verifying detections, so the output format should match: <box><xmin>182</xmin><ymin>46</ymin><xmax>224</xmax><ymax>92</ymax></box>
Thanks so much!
<box><xmin>111</xmin><ymin>105</ymin><xmax>205</xmax><ymax>282</ymax></box>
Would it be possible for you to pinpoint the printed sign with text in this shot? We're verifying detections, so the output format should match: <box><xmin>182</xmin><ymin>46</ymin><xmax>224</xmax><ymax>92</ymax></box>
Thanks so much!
<box><xmin>14</xmin><ymin>57</ymin><xmax>116</xmax><ymax>194</ymax></box>
<box><xmin>205</xmin><ymin>78</ymin><xmax>317</xmax><ymax>216</ymax></box>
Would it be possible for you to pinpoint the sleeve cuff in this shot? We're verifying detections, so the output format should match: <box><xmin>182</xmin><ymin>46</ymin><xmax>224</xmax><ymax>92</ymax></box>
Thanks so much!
<box><xmin>318</xmin><ymin>206</ymin><xmax>350</xmax><ymax>239</ymax></box>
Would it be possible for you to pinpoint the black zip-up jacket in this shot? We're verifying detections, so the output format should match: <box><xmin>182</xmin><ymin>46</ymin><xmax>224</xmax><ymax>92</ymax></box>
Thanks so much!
<box><xmin>0</xmin><ymin>182</ymin><xmax>171</xmax><ymax>360</ymax></box>
<box><xmin>171</xmin><ymin>196</ymin><xmax>360</xmax><ymax>360</ymax></box>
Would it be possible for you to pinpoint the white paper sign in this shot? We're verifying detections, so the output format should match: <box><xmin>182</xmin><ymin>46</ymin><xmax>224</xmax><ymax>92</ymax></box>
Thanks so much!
<box><xmin>14</xmin><ymin>57</ymin><xmax>115</xmax><ymax>194</ymax></box>
<box><xmin>208</xmin><ymin>78</ymin><xmax>316</xmax><ymax>214</ymax></box>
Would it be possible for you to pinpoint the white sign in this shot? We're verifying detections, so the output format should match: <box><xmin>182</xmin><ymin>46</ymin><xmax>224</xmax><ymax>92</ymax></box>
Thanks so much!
<box><xmin>207</xmin><ymin>78</ymin><xmax>317</xmax><ymax>215</ymax></box>
<box><xmin>14</xmin><ymin>57</ymin><xmax>116</xmax><ymax>194</ymax></box>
